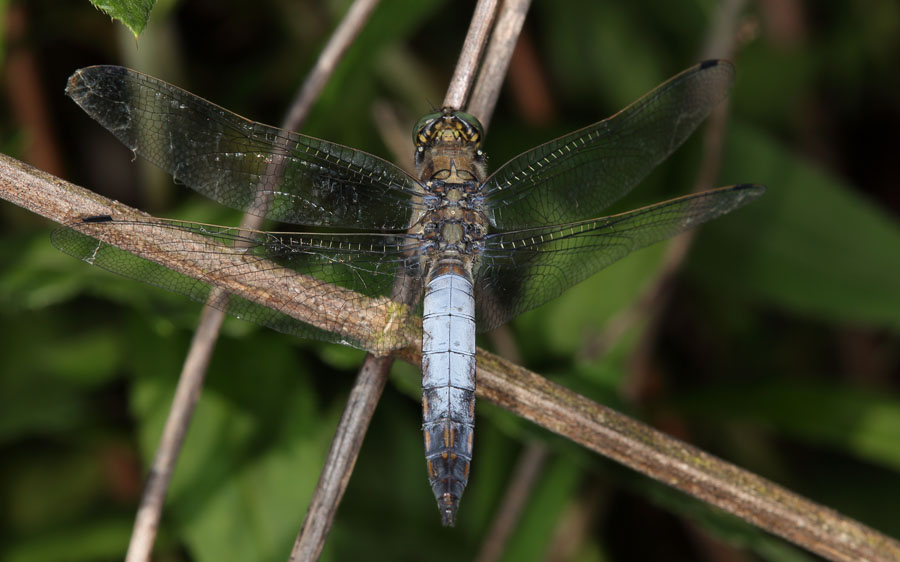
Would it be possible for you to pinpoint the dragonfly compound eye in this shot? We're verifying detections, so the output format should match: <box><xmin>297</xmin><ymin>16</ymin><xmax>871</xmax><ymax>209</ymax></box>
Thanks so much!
<box><xmin>413</xmin><ymin>111</ymin><xmax>443</xmax><ymax>146</ymax></box>
<box><xmin>450</xmin><ymin>111</ymin><xmax>484</xmax><ymax>146</ymax></box>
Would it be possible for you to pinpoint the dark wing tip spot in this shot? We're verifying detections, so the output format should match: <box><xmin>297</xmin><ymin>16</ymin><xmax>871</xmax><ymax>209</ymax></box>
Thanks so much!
<box><xmin>699</xmin><ymin>59</ymin><xmax>720</xmax><ymax>70</ymax></box>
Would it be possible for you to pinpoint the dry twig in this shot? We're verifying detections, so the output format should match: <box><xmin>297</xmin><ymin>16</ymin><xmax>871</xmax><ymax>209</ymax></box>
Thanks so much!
<box><xmin>443</xmin><ymin>0</ymin><xmax>499</xmax><ymax>110</ymax></box>
<box><xmin>467</xmin><ymin>0</ymin><xmax>532</xmax><ymax>129</ymax></box>
<box><xmin>289</xmin><ymin>355</ymin><xmax>392</xmax><ymax>561</ymax></box>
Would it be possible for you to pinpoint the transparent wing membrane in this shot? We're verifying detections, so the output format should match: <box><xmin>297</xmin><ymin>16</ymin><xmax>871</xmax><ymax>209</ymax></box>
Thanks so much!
<box><xmin>474</xmin><ymin>184</ymin><xmax>765</xmax><ymax>330</ymax></box>
<box><xmin>51</xmin><ymin>218</ymin><xmax>422</xmax><ymax>353</ymax></box>
<box><xmin>482</xmin><ymin>60</ymin><xmax>735</xmax><ymax>229</ymax></box>
<box><xmin>66</xmin><ymin>66</ymin><xmax>425</xmax><ymax>229</ymax></box>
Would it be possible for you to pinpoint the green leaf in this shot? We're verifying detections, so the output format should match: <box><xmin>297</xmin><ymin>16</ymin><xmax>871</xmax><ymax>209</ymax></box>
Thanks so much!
<box><xmin>89</xmin><ymin>0</ymin><xmax>155</xmax><ymax>36</ymax></box>
<box><xmin>691</xmin><ymin>122</ymin><xmax>900</xmax><ymax>331</ymax></box>
<box><xmin>0</xmin><ymin>307</ymin><xmax>125</xmax><ymax>442</ymax></box>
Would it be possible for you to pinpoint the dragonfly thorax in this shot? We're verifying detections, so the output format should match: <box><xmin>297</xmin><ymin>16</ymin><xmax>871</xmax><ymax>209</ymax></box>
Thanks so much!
<box><xmin>419</xmin><ymin>196</ymin><xmax>486</xmax><ymax>266</ymax></box>
<box><xmin>412</xmin><ymin>108</ymin><xmax>489</xmax><ymax>285</ymax></box>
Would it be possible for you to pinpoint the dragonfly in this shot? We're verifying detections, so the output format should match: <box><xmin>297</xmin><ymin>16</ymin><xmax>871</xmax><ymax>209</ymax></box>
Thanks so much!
<box><xmin>54</xmin><ymin>60</ymin><xmax>764</xmax><ymax>526</ymax></box>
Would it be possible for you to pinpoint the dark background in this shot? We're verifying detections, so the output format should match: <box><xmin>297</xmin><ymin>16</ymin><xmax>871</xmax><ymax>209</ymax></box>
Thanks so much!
<box><xmin>1</xmin><ymin>0</ymin><xmax>899</xmax><ymax>560</ymax></box>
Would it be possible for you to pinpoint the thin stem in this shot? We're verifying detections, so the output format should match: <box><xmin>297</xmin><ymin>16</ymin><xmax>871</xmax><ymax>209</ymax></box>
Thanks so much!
<box><xmin>3</xmin><ymin>153</ymin><xmax>900</xmax><ymax>562</ymax></box>
<box><xmin>289</xmin><ymin>355</ymin><xmax>392</xmax><ymax>562</ymax></box>
<box><xmin>120</xmin><ymin>2</ymin><xmax>381</xmax><ymax>560</ymax></box>
<box><xmin>474</xmin><ymin>443</ymin><xmax>548</xmax><ymax>562</ymax></box>
<box><xmin>467</xmin><ymin>0</ymin><xmax>533</xmax><ymax>129</ymax></box>
<box><xmin>126</xmin><ymin>297</ymin><xmax>227</xmax><ymax>562</ymax></box>
<box><xmin>443</xmin><ymin>0</ymin><xmax>499</xmax><ymax>110</ymax></box>
<box><xmin>282</xmin><ymin>0</ymin><xmax>381</xmax><ymax>134</ymax></box>
<box><xmin>622</xmin><ymin>0</ymin><xmax>748</xmax><ymax>401</ymax></box>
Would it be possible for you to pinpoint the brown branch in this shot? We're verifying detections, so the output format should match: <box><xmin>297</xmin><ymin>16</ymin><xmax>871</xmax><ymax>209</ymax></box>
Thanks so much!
<box><xmin>442</xmin><ymin>0</ymin><xmax>499</xmax><ymax>110</ymax></box>
<box><xmin>289</xmin><ymin>355</ymin><xmax>392</xmax><ymax>562</ymax></box>
<box><xmin>281</xmin><ymin>0</ymin><xmax>381</xmax><ymax>134</ymax></box>
<box><xmin>474</xmin><ymin>443</ymin><xmax>548</xmax><ymax>562</ymax></box>
<box><xmin>3</xmin><ymin>150</ymin><xmax>900</xmax><ymax>562</ymax></box>
<box><xmin>0</xmin><ymin>155</ymin><xmax>414</xmax><ymax>350</ymax></box>
<box><xmin>466</xmin><ymin>0</ymin><xmax>533</xmax><ymax>129</ymax></box>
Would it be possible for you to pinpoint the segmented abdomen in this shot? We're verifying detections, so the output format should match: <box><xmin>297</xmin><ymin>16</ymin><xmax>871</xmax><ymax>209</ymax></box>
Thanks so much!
<box><xmin>421</xmin><ymin>272</ymin><xmax>476</xmax><ymax>527</ymax></box>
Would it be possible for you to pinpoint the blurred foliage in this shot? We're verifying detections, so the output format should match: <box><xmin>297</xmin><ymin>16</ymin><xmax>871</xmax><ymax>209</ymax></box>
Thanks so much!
<box><xmin>1</xmin><ymin>0</ymin><xmax>899</xmax><ymax>561</ymax></box>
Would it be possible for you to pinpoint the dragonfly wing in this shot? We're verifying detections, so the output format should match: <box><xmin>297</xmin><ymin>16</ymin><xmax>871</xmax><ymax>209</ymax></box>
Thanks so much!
<box><xmin>51</xmin><ymin>218</ymin><xmax>424</xmax><ymax>354</ymax></box>
<box><xmin>66</xmin><ymin>66</ymin><xmax>424</xmax><ymax>229</ymax></box>
<box><xmin>481</xmin><ymin>60</ymin><xmax>735</xmax><ymax>229</ymax></box>
<box><xmin>474</xmin><ymin>184</ymin><xmax>764</xmax><ymax>330</ymax></box>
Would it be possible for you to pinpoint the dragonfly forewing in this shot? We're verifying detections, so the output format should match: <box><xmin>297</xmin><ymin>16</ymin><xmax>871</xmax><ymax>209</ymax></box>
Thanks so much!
<box><xmin>481</xmin><ymin>60</ymin><xmax>735</xmax><ymax>229</ymax></box>
<box><xmin>65</xmin><ymin>66</ymin><xmax>426</xmax><ymax>230</ymax></box>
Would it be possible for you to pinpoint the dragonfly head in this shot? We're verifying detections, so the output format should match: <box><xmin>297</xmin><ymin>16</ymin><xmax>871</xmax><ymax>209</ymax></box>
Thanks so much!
<box><xmin>414</xmin><ymin>108</ymin><xmax>484</xmax><ymax>150</ymax></box>
<box><xmin>413</xmin><ymin>108</ymin><xmax>486</xmax><ymax>181</ymax></box>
